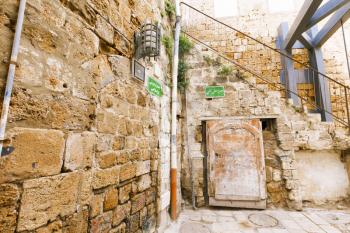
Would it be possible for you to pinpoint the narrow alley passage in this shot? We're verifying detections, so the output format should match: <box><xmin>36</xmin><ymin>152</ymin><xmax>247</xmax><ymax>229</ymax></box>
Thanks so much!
<box><xmin>165</xmin><ymin>208</ymin><xmax>350</xmax><ymax>233</ymax></box>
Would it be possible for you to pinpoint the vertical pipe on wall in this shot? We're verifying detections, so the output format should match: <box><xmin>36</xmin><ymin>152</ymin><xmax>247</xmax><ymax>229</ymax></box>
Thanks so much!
<box><xmin>0</xmin><ymin>0</ymin><xmax>27</xmax><ymax>156</ymax></box>
<box><xmin>170</xmin><ymin>0</ymin><xmax>181</xmax><ymax>220</ymax></box>
<box><xmin>341</xmin><ymin>19</ymin><xmax>350</xmax><ymax>80</ymax></box>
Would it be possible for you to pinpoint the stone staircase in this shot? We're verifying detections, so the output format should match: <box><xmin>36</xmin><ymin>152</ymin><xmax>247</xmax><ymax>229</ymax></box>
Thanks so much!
<box><xmin>182</xmin><ymin>43</ymin><xmax>350</xmax><ymax>210</ymax></box>
<box><xmin>180</xmin><ymin>2</ymin><xmax>350</xmax><ymax>130</ymax></box>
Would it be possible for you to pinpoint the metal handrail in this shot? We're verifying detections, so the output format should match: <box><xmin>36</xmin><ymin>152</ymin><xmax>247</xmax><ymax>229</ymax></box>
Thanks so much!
<box><xmin>180</xmin><ymin>2</ymin><xmax>349</xmax><ymax>88</ymax></box>
<box><xmin>180</xmin><ymin>2</ymin><xmax>350</xmax><ymax>129</ymax></box>
<box><xmin>183</xmin><ymin>31</ymin><xmax>349</xmax><ymax>127</ymax></box>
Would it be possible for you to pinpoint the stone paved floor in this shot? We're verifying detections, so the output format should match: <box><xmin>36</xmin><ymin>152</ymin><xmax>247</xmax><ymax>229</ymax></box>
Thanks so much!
<box><xmin>164</xmin><ymin>208</ymin><xmax>350</xmax><ymax>233</ymax></box>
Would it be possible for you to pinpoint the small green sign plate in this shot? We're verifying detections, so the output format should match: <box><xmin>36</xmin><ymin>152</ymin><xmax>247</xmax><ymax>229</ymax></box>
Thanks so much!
<box><xmin>205</xmin><ymin>86</ymin><xmax>225</xmax><ymax>98</ymax></box>
<box><xmin>147</xmin><ymin>77</ymin><xmax>163</xmax><ymax>97</ymax></box>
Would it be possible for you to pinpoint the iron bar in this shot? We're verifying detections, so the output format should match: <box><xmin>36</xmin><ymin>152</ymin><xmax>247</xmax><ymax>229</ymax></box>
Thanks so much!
<box><xmin>341</xmin><ymin>18</ymin><xmax>350</xmax><ymax>80</ymax></box>
<box><xmin>180</xmin><ymin>2</ymin><xmax>348</xmax><ymax>87</ymax></box>
<box><xmin>345</xmin><ymin>87</ymin><xmax>350</xmax><ymax>133</ymax></box>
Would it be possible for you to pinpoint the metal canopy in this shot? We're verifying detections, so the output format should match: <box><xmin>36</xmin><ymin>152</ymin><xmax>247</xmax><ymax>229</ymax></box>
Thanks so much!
<box><xmin>283</xmin><ymin>0</ymin><xmax>350</xmax><ymax>50</ymax></box>
<box><xmin>313</xmin><ymin>2</ymin><xmax>350</xmax><ymax>47</ymax></box>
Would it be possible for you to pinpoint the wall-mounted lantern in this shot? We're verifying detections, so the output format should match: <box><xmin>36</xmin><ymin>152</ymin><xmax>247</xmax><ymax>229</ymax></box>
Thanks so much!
<box><xmin>134</xmin><ymin>22</ymin><xmax>161</xmax><ymax>60</ymax></box>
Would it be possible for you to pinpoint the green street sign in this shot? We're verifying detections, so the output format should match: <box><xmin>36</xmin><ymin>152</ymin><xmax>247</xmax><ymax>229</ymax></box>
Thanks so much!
<box><xmin>147</xmin><ymin>77</ymin><xmax>163</xmax><ymax>97</ymax></box>
<box><xmin>205</xmin><ymin>86</ymin><xmax>225</xmax><ymax>98</ymax></box>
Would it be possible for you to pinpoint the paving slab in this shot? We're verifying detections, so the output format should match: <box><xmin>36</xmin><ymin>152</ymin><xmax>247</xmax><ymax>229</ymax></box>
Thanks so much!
<box><xmin>164</xmin><ymin>208</ymin><xmax>350</xmax><ymax>233</ymax></box>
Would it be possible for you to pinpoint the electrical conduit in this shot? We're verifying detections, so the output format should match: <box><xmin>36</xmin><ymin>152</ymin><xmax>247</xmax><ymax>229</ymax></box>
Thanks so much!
<box><xmin>170</xmin><ymin>0</ymin><xmax>181</xmax><ymax>220</ymax></box>
<box><xmin>0</xmin><ymin>0</ymin><xmax>27</xmax><ymax>156</ymax></box>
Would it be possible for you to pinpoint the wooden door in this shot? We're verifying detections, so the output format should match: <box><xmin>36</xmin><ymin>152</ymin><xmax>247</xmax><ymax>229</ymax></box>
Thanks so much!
<box><xmin>206</xmin><ymin>119</ymin><xmax>266</xmax><ymax>209</ymax></box>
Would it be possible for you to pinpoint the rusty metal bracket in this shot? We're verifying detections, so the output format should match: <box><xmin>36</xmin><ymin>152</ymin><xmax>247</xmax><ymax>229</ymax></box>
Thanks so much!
<box><xmin>9</xmin><ymin>60</ymin><xmax>18</xmax><ymax>66</ymax></box>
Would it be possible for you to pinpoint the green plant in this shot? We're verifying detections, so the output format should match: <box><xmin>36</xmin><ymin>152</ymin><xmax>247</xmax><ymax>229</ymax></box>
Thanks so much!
<box><xmin>203</xmin><ymin>55</ymin><xmax>221</xmax><ymax>66</ymax></box>
<box><xmin>162</xmin><ymin>35</ymin><xmax>173</xmax><ymax>61</ymax></box>
<box><xmin>235</xmin><ymin>70</ymin><xmax>247</xmax><ymax>79</ymax></box>
<box><xmin>218</xmin><ymin>65</ymin><xmax>234</xmax><ymax>77</ymax></box>
<box><xmin>178</xmin><ymin>60</ymin><xmax>190</xmax><ymax>90</ymax></box>
<box><xmin>165</xmin><ymin>0</ymin><xmax>176</xmax><ymax>19</ymax></box>
<box><xmin>179</xmin><ymin>34</ymin><xmax>193</xmax><ymax>58</ymax></box>
<box><xmin>177</xmin><ymin>35</ymin><xmax>193</xmax><ymax>91</ymax></box>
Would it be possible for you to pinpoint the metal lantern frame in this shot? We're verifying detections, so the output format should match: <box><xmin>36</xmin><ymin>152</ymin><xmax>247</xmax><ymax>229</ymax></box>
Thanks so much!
<box><xmin>135</xmin><ymin>22</ymin><xmax>161</xmax><ymax>60</ymax></box>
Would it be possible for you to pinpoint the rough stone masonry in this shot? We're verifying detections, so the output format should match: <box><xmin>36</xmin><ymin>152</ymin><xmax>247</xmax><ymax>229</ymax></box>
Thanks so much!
<box><xmin>1</xmin><ymin>0</ymin><xmax>350</xmax><ymax>232</ymax></box>
<box><xmin>0</xmin><ymin>0</ymin><xmax>178</xmax><ymax>232</ymax></box>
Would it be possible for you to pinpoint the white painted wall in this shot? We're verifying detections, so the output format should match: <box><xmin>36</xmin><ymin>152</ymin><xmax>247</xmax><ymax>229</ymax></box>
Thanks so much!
<box><xmin>296</xmin><ymin>150</ymin><xmax>350</xmax><ymax>203</ymax></box>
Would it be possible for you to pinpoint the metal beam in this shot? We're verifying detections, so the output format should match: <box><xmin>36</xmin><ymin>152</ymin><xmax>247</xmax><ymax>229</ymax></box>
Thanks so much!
<box><xmin>306</xmin><ymin>0</ymin><xmax>349</xmax><ymax>30</ymax></box>
<box><xmin>278</xmin><ymin>23</ymin><xmax>299</xmax><ymax>105</ymax></box>
<box><xmin>299</xmin><ymin>33</ymin><xmax>313</xmax><ymax>49</ymax></box>
<box><xmin>307</xmin><ymin>28</ymin><xmax>333</xmax><ymax>121</ymax></box>
<box><xmin>283</xmin><ymin>0</ymin><xmax>323</xmax><ymax>49</ymax></box>
<box><xmin>313</xmin><ymin>2</ymin><xmax>350</xmax><ymax>47</ymax></box>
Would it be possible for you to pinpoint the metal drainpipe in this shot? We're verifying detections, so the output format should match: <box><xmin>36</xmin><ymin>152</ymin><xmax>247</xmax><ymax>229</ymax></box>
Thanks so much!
<box><xmin>170</xmin><ymin>0</ymin><xmax>181</xmax><ymax>221</ymax></box>
<box><xmin>341</xmin><ymin>19</ymin><xmax>350</xmax><ymax>80</ymax></box>
<box><xmin>0</xmin><ymin>0</ymin><xmax>27</xmax><ymax>156</ymax></box>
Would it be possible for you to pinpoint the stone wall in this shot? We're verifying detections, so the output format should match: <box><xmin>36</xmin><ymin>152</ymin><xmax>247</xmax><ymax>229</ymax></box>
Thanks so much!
<box><xmin>182</xmin><ymin>45</ymin><xmax>350</xmax><ymax>210</ymax></box>
<box><xmin>0</xmin><ymin>0</ymin><xmax>176</xmax><ymax>232</ymax></box>
<box><xmin>182</xmin><ymin>0</ymin><xmax>350</xmax><ymax>123</ymax></box>
<box><xmin>295</xmin><ymin>150</ymin><xmax>350</xmax><ymax>205</ymax></box>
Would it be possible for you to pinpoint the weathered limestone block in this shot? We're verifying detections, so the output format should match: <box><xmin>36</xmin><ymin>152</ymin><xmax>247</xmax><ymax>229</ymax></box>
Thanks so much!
<box><xmin>90</xmin><ymin>194</ymin><xmax>104</xmax><ymax>218</ymax></box>
<box><xmin>67</xmin><ymin>27</ymin><xmax>100</xmax><ymax>64</ymax></box>
<box><xmin>265</xmin><ymin>167</ymin><xmax>273</xmax><ymax>182</ymax></box>
<box><xmin>120</xmin><ymin>162</ymin><xmax>136</xmax><ymax>182</ymax></box>
<box><xmin>112</xmin><ymin>202</ymin><xmax>131</xmax><ymax>226</ymax></box>
<box><xmin>17</xmin><ymin>171</ymin><xmax>87</xmax><ymax>231</ymax></box>
<box><xmin>97</xmin><ymin>151</ymin><xmax>118</xmax><ymax>169</ymax></box>
<box><xmin>35</xmin><ymin>220</ymin><xmax>63</xmax><ymax>233</ymax></box>
<box><xmin>63</xmin><ymin>209</ymin><xmax>89</xmax><ymax>233</ymax></box>
<box><xmin>89</xmin><ymin>0</ymin><xmax>110</xmax><ymax>18</ymax></box>
<box><xmin>285</xmin><ymin>180</ymin><xmax>299</xmax><ymax>190</ymax></box>
<box><xmin>95</xmin><ymin>15</ymin><xmax>114</xmax><ymax>44</ymax></box>
<box><xmin>96</xmin><ymin>110</ymin><xmax>119</xmax><ymax>134</ymax></box>
<box><xmin>288</xmin><ymin>189</ymin><xmax>302</xmax><ymax>201</ymax></box>
<box><xmin>126</xmin><ymin>136</ymin><xmax>139</xmax><ymax>150</ymax></box>
<box><xmin>140</xmin><ymin>206</ymin><xmax>148</xmax><ymax>228</ymax></box>
<box><xmin>147</xmin><ymin>203</ymin><xmax>156</xmax><ymax>217</ymax></box>
<box><xmin>136</xmin><ymin>160</ymin><xmax>151</xmax><ymax>176</ymax></box>
<box><xmin>80</xmin><ymin>171</ymin><xmax>93</xmax><ymax>206</ymax></box>
<box><xmin>308</xmin><ymin>131</ymin><xmax>333</xmax><ymax>150</ymax></box>
<box><xmin>92</xmin><ymin>167</ymin><xmax>120</xmax><ymax>190</ymax></box>
<box><xmin>64</xmin><ymin>131</ymin><xmax>96</xmax><ymax>171</ymax></box>
<box><xmin>96</xmin><ymin>134</ymin><xmax>114</xmax><ymax>152</ymax></box>
<box><xmin>0</xmin><ymin>183</ymin><xmax>19</xmax><ymax>206</ymax></box>
<box><xmin>0</xmin><ymin>182</ymin><xmax>20</xmax><ymax>232</ymax></box>
<box><xmin>107</xmin><ymin>55</ymin><xmax>130</xmax><ymax>79</ymax></box>
<box><xmin>281</xmin><ymin>158</ymin><xmax>297</xmax><ymax>170</ymax></box>
<box><xmin>287</xmin><ymin>199</ymin><xmax>303</xmax><ymax>211</ymax></box>
<box><xmin>0</xmin><ymin>206</ymin><xmax>17</xmax><ymax>233</ymax></box>
<box><xmin>146</xmin><ymin>188</ymin><xmax>156</xmax><ymax>205</ymax></box>
<box><xmin>137</xmin><ymin>174</ymin><xmax>152</xmax><ymax>192</ymax></box>
<box><xmin>90</xmin><ymin>211</ymin><xmax>113</xmax><ymax>233</ymax></box>
<box><xmin>129</xmin><ymin>212</ymin><xmax>140</xmax><ymax>232</ymax></box>
<box><xmin>268</xmin><ymin>192</ymin><xmax>283</xmax><ymax>204</ymax></box>
<box><xmin>113</xmin><ymin>136</ymin><xmax>126</xmax><ymax>150</ymax></box>
<box><xmin>9</xmin><ymin>90</ymin><xmax>95</xmax><ymax>130</ymax></box>
<box><xmin>272</xmin><ymin>169</ymin><xmax>282</xmax><ymax>182</ymax></box>
<box><xmin>104</xmin><ymin>187</ymin><xmax>119</xmax><ymax>211</ymax></box>
<box><xmin>117</xmin><ymin>150</ymin><xmax>131</xmax><ymax>164</ymax></box>
<box><xmin>110</xmin><ymin>222</ymin><xmax>127</xmax><ymax>233</ymax></box>
<box><xmin>131</xmin><ymin>193</ymin><xmax>146</xmax><ymax>214</ymax></box>
<box><xmin>119</xmin><ymin>183</ymin><xmax>132</xmax><ymax>204</ymax></box>
<box><xmin>0</xmin><ymin>128</ymin><xmax>64</xmax><ymax>183</ymax></box>
<box><xmin>81</xmin><ymin>55</ymin><xmax>115</xmax><ymax>89</ymax></box>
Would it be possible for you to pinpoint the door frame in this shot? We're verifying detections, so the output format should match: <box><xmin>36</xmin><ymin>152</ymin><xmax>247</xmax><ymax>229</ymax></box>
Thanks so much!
<box><xmin>204</xmin><ymin>118</ymin><xmax>268</xmax><ymax>209</ymax></box>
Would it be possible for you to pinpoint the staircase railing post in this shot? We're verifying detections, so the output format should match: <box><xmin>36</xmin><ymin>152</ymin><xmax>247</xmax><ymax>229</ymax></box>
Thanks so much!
<box><xmin>345</xmin><ymin>87</ymin><xmax>350</xmax><ymax>134</ymax></box>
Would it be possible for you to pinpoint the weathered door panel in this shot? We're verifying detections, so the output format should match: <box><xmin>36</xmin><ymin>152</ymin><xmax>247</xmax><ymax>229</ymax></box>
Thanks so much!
<box><xmin>206</xmin><ymin>119</ymin><xmax>266</xmax><ymax>209</ymax></box>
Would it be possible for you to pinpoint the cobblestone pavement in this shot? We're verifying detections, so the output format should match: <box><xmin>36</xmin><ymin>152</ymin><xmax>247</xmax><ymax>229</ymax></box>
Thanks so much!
<box><xmin>164</xmin><ymin>208</ymin><xmax>350</xmax><ymax>233</ymax></box>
